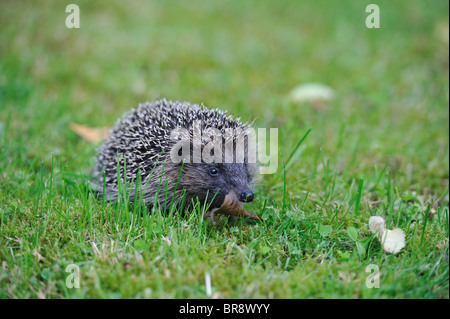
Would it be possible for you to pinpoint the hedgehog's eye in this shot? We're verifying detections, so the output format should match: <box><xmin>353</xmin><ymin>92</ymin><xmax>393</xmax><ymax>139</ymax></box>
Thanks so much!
<box><xmin>209</xmin><ymin>167</ymin><xmax>220</xmax><ymax>177</ymax></box>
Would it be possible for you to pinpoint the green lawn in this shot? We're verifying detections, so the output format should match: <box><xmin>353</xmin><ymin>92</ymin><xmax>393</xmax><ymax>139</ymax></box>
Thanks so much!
<box><xmin>0</xmin><ymin>0</ymin><xmax>448</xmax><ymax>298</ymax></box>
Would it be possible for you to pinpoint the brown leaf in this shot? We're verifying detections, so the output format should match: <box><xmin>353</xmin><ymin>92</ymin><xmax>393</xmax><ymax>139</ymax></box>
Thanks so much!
<box><xmin>70</xmin><ymin>123</ymin><xmax>109</xmax><ymax>142</ymax></box>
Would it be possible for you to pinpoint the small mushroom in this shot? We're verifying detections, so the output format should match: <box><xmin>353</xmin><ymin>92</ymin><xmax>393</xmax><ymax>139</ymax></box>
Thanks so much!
<box><xmin>369</xmin><ymin>216</ymin><xmax>406</xmax><ymax>254</ymax></box>
<box><xmin>204</xmin><ymin>190</ymin><xmax>261</xmax><ymax>225</ymax></box>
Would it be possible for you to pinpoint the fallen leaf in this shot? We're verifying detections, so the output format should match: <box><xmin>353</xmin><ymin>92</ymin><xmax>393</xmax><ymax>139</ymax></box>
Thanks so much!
<box><xmin>70</xmin><ymin>123</ymin><xmax>109</xmax><ymax>142</ymax></box>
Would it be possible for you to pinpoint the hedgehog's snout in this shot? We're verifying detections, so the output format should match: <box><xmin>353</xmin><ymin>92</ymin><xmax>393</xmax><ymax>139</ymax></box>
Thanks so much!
<box><xmin>239</xmin><ymin>189</ymin><xmax>254</xmax><ymax>203</ymax></box>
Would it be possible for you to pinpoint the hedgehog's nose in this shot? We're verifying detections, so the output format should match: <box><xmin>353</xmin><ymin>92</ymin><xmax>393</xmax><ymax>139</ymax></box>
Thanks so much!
<box><xmin>240</xmin><ymin>189</ymin><xmax>254</xmax><ymax>203</ymax></box>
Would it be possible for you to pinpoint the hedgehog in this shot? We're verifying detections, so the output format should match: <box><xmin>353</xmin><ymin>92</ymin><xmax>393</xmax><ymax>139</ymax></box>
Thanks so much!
<box><xmin>93</xmin><ymin>99</ymin><xmax>261</xmax><ymax>224</ymax></box>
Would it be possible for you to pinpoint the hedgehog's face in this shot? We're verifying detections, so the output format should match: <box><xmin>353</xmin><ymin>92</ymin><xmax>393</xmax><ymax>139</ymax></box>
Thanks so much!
<box><xmin>180</xmin><ymin>162</ymin><xmax>256</xmax><ymax>209</ymax></box>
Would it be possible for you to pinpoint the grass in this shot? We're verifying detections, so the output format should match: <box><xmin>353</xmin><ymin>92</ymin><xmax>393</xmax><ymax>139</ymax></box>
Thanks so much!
<box><xmin>0</xmin><ymin>0</ymin><xmax>449</xmax><ymax>298</ymax></box>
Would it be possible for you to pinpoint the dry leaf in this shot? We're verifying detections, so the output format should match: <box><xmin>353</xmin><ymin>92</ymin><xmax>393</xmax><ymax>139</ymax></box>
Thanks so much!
<box><xmin>369</xmin><ymin>216</ymin><xmax>406</xmax><ymax>254</ymax></box>
<box><xmin>70</xmin><ymin>123</ymin><xmax>109</xmax><ymax>142</ymax></box>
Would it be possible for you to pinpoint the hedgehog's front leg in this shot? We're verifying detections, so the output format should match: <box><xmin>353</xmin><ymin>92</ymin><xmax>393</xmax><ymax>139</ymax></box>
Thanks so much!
<box><xmin>204</xmin><ymin>208</ymin><xmax>220</xmax><ymax>225</ymax></box>
<box><xmin>241</xmin><ymin>209</ymin><xmax>262</xmax><ymax>221</ymax></box>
